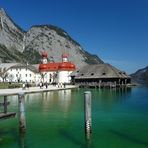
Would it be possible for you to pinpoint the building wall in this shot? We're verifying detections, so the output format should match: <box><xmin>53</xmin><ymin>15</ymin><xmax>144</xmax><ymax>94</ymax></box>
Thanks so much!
<box><xmin>58</xmin><ymin>71</ymin><xmax>73</xmax><ymax>83</ymax></box>
<box><xmin>40</xmin><ymin>71</ymin><xmax>57</xmax><ymax>83</ymax></box>
<box><xmin>0</xmin><ymin>65</ymin><xmax>74</xmax><ymax>84</ymax></box>
<box><xmin>6</xmin><ymin>68</ymin><xmax>36</xmax><ymax>83</ymax></box>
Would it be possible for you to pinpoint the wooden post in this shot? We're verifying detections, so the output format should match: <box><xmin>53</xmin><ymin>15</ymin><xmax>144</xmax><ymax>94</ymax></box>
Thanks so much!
<box><xmin>4</xmin><ymin>96</ymin><xmax>8</xmax><ymax>114</ymax></box>
<box><xmin>18</xmin><ymin>92</ymin><xmax>26</xmax><ymax>133</ymax></box>
<box><xmin>84</xmin><ymin>91</ymin><xmax>92</xmax><ymax>140</ymax></box>
<box><xmin>125</xmin><ymin>79</ymin><xmax>127</xmax><ymax>86</ymax></box>
<box><xmin>114</xmin><ymin>81</ymin><xmax>116</xmax><ymax>87</ymax></box>
<box><xmin>0</xmin><ymin>96</ymin><xmax>10</xmax><ymax>114</ymax></box>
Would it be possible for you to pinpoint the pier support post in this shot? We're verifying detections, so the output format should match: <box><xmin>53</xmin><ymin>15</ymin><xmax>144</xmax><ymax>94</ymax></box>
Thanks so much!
<box><xmin>18</xmin><ymin>92</ymin><xmax>26</xmax><ymax>133</ymax></box>
<box><xmin>0</xmin><ymin>96</ymin><xmax>10</xmax><ymax>114</ymax></box>
<box><xmin>4</xmin><ymin>96</ymin><xmax>7</xmax><ymax>114</ymax></box>
<box><xmin>125</xmin><ymin>79</ymin><xmax>127</xmax><ymax>86</ymax></box>
<box><xmin>84</xmin><ymin>91</ymin><xmax>92</xmax><ymax>140</ymax></box>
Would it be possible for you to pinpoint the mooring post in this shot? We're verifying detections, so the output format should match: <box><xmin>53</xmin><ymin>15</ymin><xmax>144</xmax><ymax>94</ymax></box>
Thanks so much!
<box><xmin>18</xmin><ymin>92</ymin><xmax>26</xmax><ymax>133</ymax></box>
<box><xmin>4</xmin><ymin>96</ymin><xmax>9</xmax><ymax>114</ymax></box>
<box><xmin>84</xmin><ymin>91</ymin><xmax>92</xmax><ymax>140</ymax></box>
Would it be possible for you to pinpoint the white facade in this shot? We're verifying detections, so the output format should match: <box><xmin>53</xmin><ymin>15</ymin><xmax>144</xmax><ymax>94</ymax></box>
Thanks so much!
<box><xmin>0</xmin><ymin>53</ymin><xmax>76</xmax><ymax>84</ymax></box>
<box><xmin>40</xmin><ymin>71</ymin><xmax>57</xmax><ymax>83</ymax></box>
<box><xmin>0</xmin><ymin>64</ymin><xmax>42</xmax><ymax>84</ymax></box>
<box><xmin>6</xmin><ymin>68</ymin><xmax>37</xmax><ymax>83</ymax></box>
<box><xmin>58</xmin><ymin>71</ymin><xmax>73</xmax><ymax>83</ymax></box>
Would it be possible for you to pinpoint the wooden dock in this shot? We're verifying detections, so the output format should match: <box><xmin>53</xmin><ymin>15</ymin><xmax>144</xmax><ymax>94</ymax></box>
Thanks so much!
<box><xmin>0</xmin><ymin>112</ymin><xmax>16</xmax><ymax>120</ymax></box>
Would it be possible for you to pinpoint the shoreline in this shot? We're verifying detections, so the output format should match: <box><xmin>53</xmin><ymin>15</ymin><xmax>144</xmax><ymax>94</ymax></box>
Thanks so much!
<box><xmin>0</xmin><ymin>85</ymin><xmax>79</xmax><ymax>96</ymax></box>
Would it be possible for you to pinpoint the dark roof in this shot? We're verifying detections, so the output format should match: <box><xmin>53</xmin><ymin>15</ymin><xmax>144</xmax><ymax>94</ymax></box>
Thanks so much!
<box><xmin>8</xmin><ymin>64</ymin><xmax>39</xmax><ymax>73</ymax></box>
<box><xmin>71</xmin><ymin>64</ymin><xmax>130</xmax><ymax>79</ymax></box>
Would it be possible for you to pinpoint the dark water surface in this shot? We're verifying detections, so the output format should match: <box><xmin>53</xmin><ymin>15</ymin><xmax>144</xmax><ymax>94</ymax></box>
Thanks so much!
<box><xmin>0</xmin><ymin>87</ymin><xmax>148</xmax><ymax>148</ymax></box>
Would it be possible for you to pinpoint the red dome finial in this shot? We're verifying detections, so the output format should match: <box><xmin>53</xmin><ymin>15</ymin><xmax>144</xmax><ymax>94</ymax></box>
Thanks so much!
<box><xmin>41</xmin><ymin>51</ymin><xmax>48</xmax><ymax>58</ymax></box>
<box><xmin>62</xmin><ymin>53</ymin><xmax>69</xmax><ymax>58</ymax></box>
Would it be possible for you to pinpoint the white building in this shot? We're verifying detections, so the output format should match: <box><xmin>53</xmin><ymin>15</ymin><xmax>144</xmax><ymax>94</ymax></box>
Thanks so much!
<box><xmin>57</xmin><ymin>54</ymin><xmax>76</xmax><ymax>83</ymax></box>
<box><xmin>0</xmin><ymin>51</ymin><xmax>76</xmax><ymax>84</ymax></box>
<box><xmin>39</xmin><ymin>52</ymin><xmax>76</xmax><ymax>84</ymax></box>
<box><xmin>6</xmin><ymin>64</ymin><xmax>41</xmax><ymax>84</ymax></box>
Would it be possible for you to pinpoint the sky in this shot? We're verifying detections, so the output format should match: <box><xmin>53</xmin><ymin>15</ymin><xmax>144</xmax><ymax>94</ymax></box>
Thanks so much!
<box><xmin>0</xmin><ymin>0</ymin><xmax>148</xmax><ymax>74</ymax></box>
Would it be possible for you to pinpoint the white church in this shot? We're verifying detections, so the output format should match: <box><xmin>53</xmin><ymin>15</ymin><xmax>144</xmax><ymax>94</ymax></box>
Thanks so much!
<box><xmin>0</xmin><ymin>51</ymin><xmax>76</xmax><ymax>84</ymax></box>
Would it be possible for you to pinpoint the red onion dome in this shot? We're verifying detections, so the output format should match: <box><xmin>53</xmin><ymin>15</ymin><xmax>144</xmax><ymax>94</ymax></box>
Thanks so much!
<box><xmin>39</xmin><ymin>63</ymin><xmax>59</xmax><ymax>72</ymax></box>
<box><xmin>39</xmin><ymin>64</ymin><xmax>49</xmax><ymax>72</ymax></box>
<box><xmin>58</xmin><ymin>62</ymin><xmax>76</xmax><ymax>71</ymax></box>
<box><xmin>41</xmin><ymin>51</ymin><xmax>48</xmax><ymax>58</ymax></box>
<box><xmin>62</xmin><ymin>53</ymin><xmax>69</xmax><ymax>58</ymax></box>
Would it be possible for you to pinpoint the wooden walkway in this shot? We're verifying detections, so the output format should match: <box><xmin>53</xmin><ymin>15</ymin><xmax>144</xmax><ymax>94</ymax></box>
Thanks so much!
<box><xmin>0</xmin><ymin>112</ymin><xmax>16</xmax><ymax>120</ymax></box>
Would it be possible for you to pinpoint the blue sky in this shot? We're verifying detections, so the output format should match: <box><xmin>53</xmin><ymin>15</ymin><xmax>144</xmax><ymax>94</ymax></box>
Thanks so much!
<box><xmin>0</xmin><ymin>0</ymin><xmax>148</xmax><ymax>74</ymax></box>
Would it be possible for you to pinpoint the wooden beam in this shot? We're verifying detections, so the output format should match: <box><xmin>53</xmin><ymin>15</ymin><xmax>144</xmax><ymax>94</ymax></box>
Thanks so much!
<box><xmin>0</xmin><ymin>112</ymin><xmax>16</xmax><ymax>120</ymax></box>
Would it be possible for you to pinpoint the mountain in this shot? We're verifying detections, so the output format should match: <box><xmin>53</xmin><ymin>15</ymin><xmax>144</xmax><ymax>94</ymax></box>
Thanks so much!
<box><xmin>0</xmin><ymin>8</ymin><xmax>103</xmax><ymax>68</ymax></box>
<box><xmin>131</xmin><ymin>66</ymin><xmax>148</xmax><ymax>85</ymax></box>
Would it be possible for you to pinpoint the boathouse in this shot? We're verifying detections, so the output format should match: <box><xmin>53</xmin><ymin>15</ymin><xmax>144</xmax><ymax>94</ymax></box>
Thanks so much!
<box><xmin>71</xmin><ymin>64</ymin><xmax>131</xmax><ymax>87</ymax></box>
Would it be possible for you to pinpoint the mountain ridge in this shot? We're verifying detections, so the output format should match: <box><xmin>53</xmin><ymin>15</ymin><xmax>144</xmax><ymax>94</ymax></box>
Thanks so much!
<box><xmin>131</xmin><ymin>66</ymin><xmax>148</xmax><ymax>85</ymax></box>
<box><xmin>0</xmin><ymin>8</ymin><xmax>103</xmax><ymax>68</ymax></box>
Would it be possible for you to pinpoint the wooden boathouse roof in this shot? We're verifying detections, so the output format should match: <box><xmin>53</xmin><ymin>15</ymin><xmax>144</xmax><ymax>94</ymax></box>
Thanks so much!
<box><xmin>71</xmin><ymin>64</ymin><xmax>131</xmax><ymax>79</ymax></box>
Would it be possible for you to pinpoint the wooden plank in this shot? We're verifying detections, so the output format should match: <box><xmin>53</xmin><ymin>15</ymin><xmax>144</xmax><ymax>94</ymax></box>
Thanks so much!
<box><xmin>0</xmin><ymin>112</ymin><xmax>16</xmax><ymax>120</ymax></box>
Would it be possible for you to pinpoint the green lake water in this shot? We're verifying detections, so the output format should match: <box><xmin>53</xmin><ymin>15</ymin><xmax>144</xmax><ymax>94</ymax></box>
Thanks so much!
<box><xmin>0</xmin><ymin>87</ymin><xmax>148</xmax><ymax>148</ymax></box>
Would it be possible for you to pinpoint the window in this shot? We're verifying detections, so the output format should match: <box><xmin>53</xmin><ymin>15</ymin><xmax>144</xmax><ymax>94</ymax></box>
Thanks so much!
<box><xmin>81</xmin><ymin>74</ymin><xmax>84</xmax><ymax>76</ymax></box>
<box><xmin>30</xmin><ymin>74</ymin><xmax>31</xmax><ymax>77</ymax></box>
<box><xmin>91</xmin><ymin>73</ymin><xmax>94</xmax><ymax>76</ymax></box>
<box><xmin>16</xmin><ymin>74</ymin><xmax>18</xmax><ymax>77</ymax></box>
<box><xmin>102</xmin><ymin>72</ymin><xmax>106</xmax><ymax>75</ymax></box>
<box><xmin>26</xmin><ymin>74</ymin><xmax>27</xmax><ymax>77</ymax></box>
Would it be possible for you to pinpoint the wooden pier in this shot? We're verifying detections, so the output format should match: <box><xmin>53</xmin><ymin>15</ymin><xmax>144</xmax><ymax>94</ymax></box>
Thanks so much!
<box><xmin>0</xmin><ymin>96</ymin><xmax>16</xmax><ymax>120</ymax></box>
<box><xmin>0</xmin><ymin>112</ymin><xmax>16</xmax><ymax>120</ymax></box>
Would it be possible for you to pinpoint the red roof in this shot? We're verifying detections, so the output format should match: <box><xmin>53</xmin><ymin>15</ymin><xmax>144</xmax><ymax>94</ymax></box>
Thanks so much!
<box><xmin>39</xmin><ymin>62</ymin><xmax>76</xmax><ymax>72</ymax></box>
<box><xmin>39</xmin><ymin>63</ymin><xmax>59</xmax><ymax>72</ymax></box>
<box><xmin>58</xmin><ymin>62</ymin><xmax>76</xmax><ymax>71</ymax></box>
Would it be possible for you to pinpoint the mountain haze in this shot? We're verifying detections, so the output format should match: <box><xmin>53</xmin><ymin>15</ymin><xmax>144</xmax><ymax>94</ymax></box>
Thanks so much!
<box><xmin>131</xmin><ymin>66</ymin><xmax>148</xmax><ymax>85</ymax></box>
<box><xmin>0</xmin><ymin>8</ymin><xmax>103</xmax><ymax>68</ymax></box>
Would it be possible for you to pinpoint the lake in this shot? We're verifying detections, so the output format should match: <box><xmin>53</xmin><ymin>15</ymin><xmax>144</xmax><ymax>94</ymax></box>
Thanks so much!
<box><xmin>0</xmin><ymin>86</ymin><xmax>148</xmax><ymax>148</ymax></box>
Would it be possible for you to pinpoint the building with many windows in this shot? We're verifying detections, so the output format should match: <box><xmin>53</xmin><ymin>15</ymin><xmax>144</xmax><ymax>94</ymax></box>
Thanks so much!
<box><xmin>0</xmin><ymin>52</ymin><xmax>76</xmax><ymax>84</ymax></box>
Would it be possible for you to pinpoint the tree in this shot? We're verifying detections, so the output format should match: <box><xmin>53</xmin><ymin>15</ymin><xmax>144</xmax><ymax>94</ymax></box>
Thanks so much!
<box><xmin>7</xmin><ymin>74</ymin><xmax>14</xmax><ymax>82</ymax></box>
<box><xmin>1</xmin><ymin>71</ymin><xmax>9</xmax><ymax>82</ymax></box>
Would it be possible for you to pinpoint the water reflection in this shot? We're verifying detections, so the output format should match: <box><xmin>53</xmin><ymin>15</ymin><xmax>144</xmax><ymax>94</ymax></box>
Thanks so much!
<box><xmin>91</xmin><ymin>87</ymin><xmax>132</xmax><ymax>109</ymax></box>
<box><xmin>19</xmin><ymin>132</ymin><xmax>26</xmax><ymax>148</ymax></box>
<box><xmin>58</xmin><ymin>90</ymin><xmax>72</xmax><ymax>113</ymax></box>
<box><xmin>40</xmin><ymin>90</ymin><xmax>72</xmax><ymax>114</ymax></box>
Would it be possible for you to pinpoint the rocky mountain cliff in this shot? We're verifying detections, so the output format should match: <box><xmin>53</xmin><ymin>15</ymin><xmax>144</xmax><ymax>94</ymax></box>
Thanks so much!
<box><xmin>0</xmin><ymin>8</ymin><xmax>103</xmax><ymax>68</ymax></box>
<box><xmin>131</xmin><ymin>66</ymin><xmax>148</xmax><ymax>85</ymax></box>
